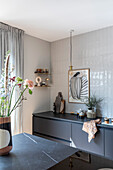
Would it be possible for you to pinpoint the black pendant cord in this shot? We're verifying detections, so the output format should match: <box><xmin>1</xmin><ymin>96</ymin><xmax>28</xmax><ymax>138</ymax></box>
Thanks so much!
<box><xmin>69</xmin><ymin>30</ymin><xmax>74</xmax><ymax>70</ymax></box>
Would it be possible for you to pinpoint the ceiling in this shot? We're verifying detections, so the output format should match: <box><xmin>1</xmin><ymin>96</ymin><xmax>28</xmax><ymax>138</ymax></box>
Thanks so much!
<box><xmin>0</xmin><ymin>0</ymin><xmax>113</xmax><ymax>42</ymax></box>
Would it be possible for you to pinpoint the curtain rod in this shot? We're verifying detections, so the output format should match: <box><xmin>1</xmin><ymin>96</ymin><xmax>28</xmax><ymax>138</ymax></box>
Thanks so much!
<box><xmin>0</xmin><ymin>21</ymin><xmax>24</xmax><ymax>32</ymax></box>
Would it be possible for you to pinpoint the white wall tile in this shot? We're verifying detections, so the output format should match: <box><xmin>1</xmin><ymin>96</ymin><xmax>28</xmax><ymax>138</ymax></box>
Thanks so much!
<box><xmin>50</xmin><ymin>26</ymin><xmax>113</xmax><ymax>118</ymax></box>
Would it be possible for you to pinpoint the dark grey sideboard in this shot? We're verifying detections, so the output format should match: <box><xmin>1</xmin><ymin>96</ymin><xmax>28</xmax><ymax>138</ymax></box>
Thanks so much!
<box><xmin>32</xmin><ymin>111</ymin><xmax>113</xmax><ymax>160</ymax></box>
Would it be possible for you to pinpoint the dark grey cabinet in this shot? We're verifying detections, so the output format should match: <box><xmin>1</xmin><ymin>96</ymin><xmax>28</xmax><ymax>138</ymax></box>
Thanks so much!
<box><xmin>34</xmin><ymin>132</ymin><xmax>71</xmax><ymax>146</ymax></box>
<box><xmin>33</xmin><ymin>117</ymin><xmax>71</xmax><ymax>145</ymax></box>
<box><xmin>33</xmin><ymin>112</ymin><xmax>113</xmax><ymax>160</ymax></box>
<box><xmin>105</xmin><ymin>128</ymin><xmax>113</xmax><ymax>160</ymax></box>
<box><xmin>71</xmin><ymin>123</ymin><xmax>104</xmax><ymax>156</ymax></box>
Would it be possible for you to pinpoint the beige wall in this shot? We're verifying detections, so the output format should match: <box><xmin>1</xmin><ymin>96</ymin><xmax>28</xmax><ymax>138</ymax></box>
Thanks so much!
<box><xmin>23</xmin><ymin>34</ymin><xmax>50</xmax><ymax>134</ymax></box>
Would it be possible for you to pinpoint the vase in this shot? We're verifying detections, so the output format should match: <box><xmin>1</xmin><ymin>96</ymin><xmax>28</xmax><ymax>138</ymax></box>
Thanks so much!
<box><xmin>0</xmin><ymin>117</ymin><xmax>12</xmax><ymax>156</ymax></box>
<box><xmin>87</xmin><ymin>108</ymin><xmax>96</xmax><ymax>118</ymax></box>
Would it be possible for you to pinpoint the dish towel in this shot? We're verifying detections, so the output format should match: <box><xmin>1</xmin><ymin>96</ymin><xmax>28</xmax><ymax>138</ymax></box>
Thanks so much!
<box><xmin>82</xmin><ymin>119</ymin><xmax>101</xmax><ymax>143</ymax></box>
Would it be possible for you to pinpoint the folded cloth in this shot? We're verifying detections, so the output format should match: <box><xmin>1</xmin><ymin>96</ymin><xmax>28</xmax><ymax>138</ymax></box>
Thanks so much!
<box><xmin>82</xmin><ymin>119</ymin><xmax>101</xmax><ymax>143</ymax></box>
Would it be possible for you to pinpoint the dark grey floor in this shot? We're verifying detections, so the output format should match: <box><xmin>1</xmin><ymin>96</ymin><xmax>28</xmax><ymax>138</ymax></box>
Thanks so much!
<box><xmin>49</xmin><ymin>152</ymin><xmax>113</xmax><ymax>170</ymax></box>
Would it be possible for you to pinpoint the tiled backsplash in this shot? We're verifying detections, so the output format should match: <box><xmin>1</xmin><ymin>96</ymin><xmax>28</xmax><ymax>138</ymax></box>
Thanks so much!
<box><xmin>50</xmin><ymin>26</ymin><xmax>113</xmax><ymax>118</ymax></box>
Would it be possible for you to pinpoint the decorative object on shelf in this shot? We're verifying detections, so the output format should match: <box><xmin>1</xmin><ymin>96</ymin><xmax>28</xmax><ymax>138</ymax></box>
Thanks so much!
<box><xmin>40</xmin><ymin>81</ymin><xmax>46</xmax><ymax>86</ymax></box>
<box><xmin>35</xmin><ymin>68</ymin><xmax>49</xmax><ymax>73</ymax></box>
<box><xmin>79</xmin><ymin>110</ymin><xmax>85</xmax><ymax>119</ymax></box>
<box><xmin>69</xmin><ymin>30</ymin><xmax>74</xmax><ymax>71</ymax></box>
<box><xmin>34</xmin><ymin>68</ymin><xmax>50</xmax><ymax>87</ymax></box>
<box><xmin>70</xmin><ymin>112</ymin><xmax>76</xmax><ymax>114</ymax></box>
<box><xmin>84</xmin><ymin>95</ymin><xmax>103</xmax><ymax>119</ymax></box>
<box><xmin>104</xmin><ymin>117</ymin><xmax>109</xmax><ymax>124</ymax></box>
<box><xmin>87</xmin><ymin>109</ymin><xmax>96</xmax><ymax>119</ymax></box>
<box><xmin>54</xmin><ymin>92</ymin><xmax>65</xmax><ymax>113</ymax></box>
<box><xmin>35</xmin><ymin>76</ymin><xmax>42</xmax><ymax>86</ymax></box>
<box><xmin>45</xmin><ymin>78</ymin><xmax>50</xmax><ymax>86</ymax></box>
<box><xmin>111</xmin><ymin>118</ymin><xmax>113</xmax><ymax>124</ymax></box>
<box><xmin>35</xmin><ymin>85</ymin><xmax>50</xmax><ymax>87</ymax></box>
<box><xmin>68</xmin><ymin>68</ymin><xmax>90</xmax><ymax>103</ymax></box>
<box><xmin>60</xmin><ymin>100</ymin><xmax>65</xmax><ymax>114</ymax></box>
<box><xmin>77</xmin><ymin>109</ymin><xmax>87</xmax><ymax>117</ymax></box>
<box><xmin>53</xmin><ymin>103</ymin><xmax>56</xmax><ymax>113</ymax></box>
<box><xmin>0</xmin><ymin>53</ymin><xmax>34</xmax><ymax>156</ymax></box>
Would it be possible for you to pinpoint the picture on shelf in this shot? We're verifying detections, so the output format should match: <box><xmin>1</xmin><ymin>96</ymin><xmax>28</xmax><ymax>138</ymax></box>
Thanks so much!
<box><xmin>68</xmin><ymin>68</ymin><xmax>90</xmax><ymax>103</ymax></box>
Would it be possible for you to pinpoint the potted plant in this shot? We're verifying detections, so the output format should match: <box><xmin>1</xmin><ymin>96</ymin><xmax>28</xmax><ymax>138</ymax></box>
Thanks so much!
<box><xmin>84</xmin><ymin>95</ymin><xmax>103</xmax><ymax>118</ymax></box>
<box><xmin>0</xmin><ymin>53</ymin><xmax>34</xmax><ymax>155</ymax></box>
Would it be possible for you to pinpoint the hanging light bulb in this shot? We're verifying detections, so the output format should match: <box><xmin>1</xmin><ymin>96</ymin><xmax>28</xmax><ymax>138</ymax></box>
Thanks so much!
<box><xmin>69</xmin><ymin>30</ymin><xmax>74</xmax><ymax>71</ymax></box>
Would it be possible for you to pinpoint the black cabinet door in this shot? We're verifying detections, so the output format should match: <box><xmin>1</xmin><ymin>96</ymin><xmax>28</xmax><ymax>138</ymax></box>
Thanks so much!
<box><xmin>72</xmin><ymin>123</ymin><xmax>104</xmax><ymax>156</ymax></box>
<box><xmin>105</xmin><ymin>128</ymin><xmax>113</xmax><ymax>160</ymax></box>
<box><xmin>33</xmin><ymin>117</ymin><xmax>71</xmax><ymax>141</ymax></box>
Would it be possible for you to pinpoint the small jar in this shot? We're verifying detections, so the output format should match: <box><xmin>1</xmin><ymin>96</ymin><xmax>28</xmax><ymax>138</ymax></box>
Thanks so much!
<box><xmin>79</xmin><ymin>111</ymin><xmax>85</xmax><ymax>118</ymax></box>
<box><xmin>77</xmin><ymin>109</ymin><xmax>82</xmax><ymax>116</ymax></box>
<box><xmin>104</xmin><ymin>117</ymin><xmax>109</xmax><ymax>124</ymax></box>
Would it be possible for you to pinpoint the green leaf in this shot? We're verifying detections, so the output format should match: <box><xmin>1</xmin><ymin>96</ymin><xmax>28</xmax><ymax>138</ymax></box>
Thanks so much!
<box><xmin>29</xmin><ymin>89</ymin><xmax>32</xmax><ymax>95</ymax></box>
<box><xmin>1</xmin><ymin>97</ymin><xmax>5</xmax><ymax>100</ymax></box>
<box><xmin>16</xmin><ymin>77</ymin><xmax>23</xmax><ymax>82</ymax></box>
<box><xmin>4</xmin><ymin>104</ymin><xmax>7</xmax><ymax>109</ymax></box>
<box><xmin>6</xmin><ymin>50</ymin><xmax>10</xmax><ymax>55</ymax></box>
<box><xmin>26</xmin><ymin>85</ymin><xmax>28</xmax><ymax>88</ymax></box>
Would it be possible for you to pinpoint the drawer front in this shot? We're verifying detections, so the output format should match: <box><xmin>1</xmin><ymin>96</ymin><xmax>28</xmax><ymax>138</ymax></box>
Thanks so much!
<box><xmin>72</xmin><ymin>123</ymin><xmax>104</xmax><ymax>156</ymax></box>
<box><xmin>33</xmin><ymin>117</ymin><xmax>71</xmax><ymax>141</ymax></box>
<box><xmin>33</xmin><ymin>133</ymin><xmax>71</xmax><ymax>146</ymax></box>
<box><xmin>105</xmin><ymin>128</ymin><xmax>113</xmax><ymax>160</ymax></box>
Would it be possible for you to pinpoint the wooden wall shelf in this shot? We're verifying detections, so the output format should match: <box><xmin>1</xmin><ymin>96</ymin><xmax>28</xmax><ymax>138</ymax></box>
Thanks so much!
<box><xmin>35</xmin><ymin>85</ymin><xmax>50</xmax><ymax>87</ymax></box>
<box><xmin>34</xmin><ymin>72</ymin><xmax>50</xmax><ymax>75</ymax></box>
<box><xmin>34</xmin><ymin>69</ymin><xmax>51</xmax><ymax>87</ymax></box>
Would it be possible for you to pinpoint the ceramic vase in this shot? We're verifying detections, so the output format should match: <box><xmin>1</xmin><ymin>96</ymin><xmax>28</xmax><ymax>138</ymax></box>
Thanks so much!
<box><xmin>87</xmin><ymin>108</ymin><xmax>96</xmax><ymax>118</ymax></box>
<box><xmin>0</xmin><ymin>117</ymin><xmax>12</xmax><ymax>156</ymax></box>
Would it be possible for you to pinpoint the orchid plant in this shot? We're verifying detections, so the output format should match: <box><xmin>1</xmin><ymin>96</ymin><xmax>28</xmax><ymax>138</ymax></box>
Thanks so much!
<box><xmin>0</xmin><ymin>53</ymin><xmax>34</xmax><ymax>117</ymax></box>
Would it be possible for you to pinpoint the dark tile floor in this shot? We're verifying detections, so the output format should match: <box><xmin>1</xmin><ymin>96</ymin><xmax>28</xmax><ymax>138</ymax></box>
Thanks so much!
<box><xmin>50</xmin><ymin>152</ymin><xmax>113</xmax><ymax>170</ymax></box>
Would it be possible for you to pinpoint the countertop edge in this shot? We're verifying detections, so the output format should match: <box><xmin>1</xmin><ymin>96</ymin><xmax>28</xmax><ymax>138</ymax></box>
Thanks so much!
<box><xmin>33</xmin><ymin>111</ymin><xmax>113</xmax><ymax>129</ymax></box>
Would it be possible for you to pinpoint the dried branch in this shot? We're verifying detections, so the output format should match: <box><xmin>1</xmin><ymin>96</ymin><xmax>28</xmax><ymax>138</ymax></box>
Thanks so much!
<box><xmin>4</xmin><ymin>54</ymin><xmax>10</xmax><ymax>94</ymax></box>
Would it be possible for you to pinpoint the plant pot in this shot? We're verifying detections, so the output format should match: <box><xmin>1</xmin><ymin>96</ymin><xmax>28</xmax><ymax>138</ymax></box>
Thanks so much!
<box><xmin>0</xmin><ymin>117</ymin><xmax>12</xmax><ymax>156</ymax></box>
<box><xmin>88</xmin><ymin>108</ymin><xmax>93</xmax><ymax>112</ymax></box>
<box><xmin>87</xmin><ymin>108</ymin><xmax>96</xmax><ymax>118</ymax></box>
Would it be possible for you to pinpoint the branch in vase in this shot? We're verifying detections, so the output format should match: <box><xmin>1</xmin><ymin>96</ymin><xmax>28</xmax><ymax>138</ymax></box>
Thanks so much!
<box><xmin>8</xmin><ymin>87</ymin><xmax>27</xmax><ymax>116</ymax></box>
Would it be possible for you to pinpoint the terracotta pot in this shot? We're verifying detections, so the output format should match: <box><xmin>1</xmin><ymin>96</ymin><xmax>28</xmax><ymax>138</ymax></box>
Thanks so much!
<box><xmin>0</xmin><ymin>117</ymin><xmax>12</xmax><ymax>156</ymax></box>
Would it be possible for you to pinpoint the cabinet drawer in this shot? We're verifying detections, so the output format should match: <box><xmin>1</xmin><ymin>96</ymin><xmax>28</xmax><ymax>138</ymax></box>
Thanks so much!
<box><xmin>105</xmin><ymin>128</ymin><xmax>113</xmax><ymax>160</ymax></box>
<box><xmin>72</xmin><ymin>123</ymin><xmax>104</xmax><ymax>156</ymax></box>
<box><xmin>34</xmin><ymin>133</ymin><xmax>71</xmax><ymax>146</ymax></box>
<box><xmin>33</xmin><ymin>117</ymin><xmax>71</xmax><ymax>141</ymax></box>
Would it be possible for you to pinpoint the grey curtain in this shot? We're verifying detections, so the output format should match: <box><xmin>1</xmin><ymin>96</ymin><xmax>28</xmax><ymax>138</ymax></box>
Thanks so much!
<box><xmin>0</xmin><ymin>23</ymin><xmax>10</xmax><ymax>77</ymax></box>
<box><xmin>0</xmin><ymin>22</ymin><xmax>24</xmax><ymax>135</ymax></box>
